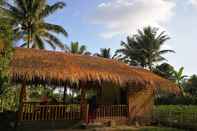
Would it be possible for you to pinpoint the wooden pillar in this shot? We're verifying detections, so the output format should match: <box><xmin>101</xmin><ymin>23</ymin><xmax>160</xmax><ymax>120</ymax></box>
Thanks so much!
<box><xmin>20</xmin><ymin>83</ymin><xmax>27</xmax><ymax>102</ymax></box>
<box><xmin>80</xmin><ymin>86</ymin><xmax>88</xmax><ymax>123</ymax></box>
<box><xmin>18</xmin><ymin>83</ymin><xmax>26</xmax><ymax>121</ymax></box>
<box><xmin>127</xmin><ymin>90</ymin><xmax>134</xmax><ymax>122</ymax></box>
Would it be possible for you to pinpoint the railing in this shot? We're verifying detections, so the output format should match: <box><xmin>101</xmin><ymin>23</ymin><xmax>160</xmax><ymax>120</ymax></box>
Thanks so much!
<box><xmin>20</xmin><ymin>102</ymin><xmax>129</xmax><ymax>121</ymax></box>
<box><xmin>21</xmin><ymin>102</ymin><xmax>80</xmax><ymax>121</ymax></box>
<box><xmin>96</xmin><ymin>104</ymin><xmax>128</xmax><ymax>120</ymax></box>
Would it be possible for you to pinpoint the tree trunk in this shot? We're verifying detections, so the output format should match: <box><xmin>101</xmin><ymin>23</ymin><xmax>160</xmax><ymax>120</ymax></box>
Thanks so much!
<box><xmin>27</xmin><ymin>22</ymin><xmax>31</xmax><ymax>48</ymax></box>
<box><xmin>148</xmin><ymin>55</ymin><xmax>153</xmax><ymax>71</ymax></box>
<box><xmin>27</xmin><ymin>0</ymin><xmax>32</xmax><ymax>49</ymax></box>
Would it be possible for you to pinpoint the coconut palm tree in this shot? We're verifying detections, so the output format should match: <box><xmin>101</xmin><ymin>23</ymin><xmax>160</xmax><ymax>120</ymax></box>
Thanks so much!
<box><xmin>116</xmin><ymin>26</ymin><xmax>175</xmax><ymax>70</ymax></box>
<box><xmin>65</xmin><ymin>42</ymin><xmax>87</xmax><ymax>54</ymax></box>
<box><xmin>0</xmin><ymin>0</ymin><xmax>67</xmax><ymax>49</ymax></box>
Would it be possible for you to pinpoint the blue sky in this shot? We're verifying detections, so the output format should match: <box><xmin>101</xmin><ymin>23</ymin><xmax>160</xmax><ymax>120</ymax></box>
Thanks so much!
<box><xmin>47</xmin><ymin>0</ymin><xmax>197</xmax><ymax>76</ymax></box>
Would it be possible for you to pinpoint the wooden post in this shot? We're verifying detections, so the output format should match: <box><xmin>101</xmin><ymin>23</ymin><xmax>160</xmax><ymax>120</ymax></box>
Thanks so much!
<box><xmin>18</xmin><ymin>83</ymin><xmax>26</xmax><ymax>121</ymax></box>
<box><xmin>80</xmin><ymin>85</ymin><xmax>88</xmax><ymax>123</ymax></box>
<box><xmin>127</xmin><ymin>91</ymin><xmax>133</xmax><ymax>123</ymax></box>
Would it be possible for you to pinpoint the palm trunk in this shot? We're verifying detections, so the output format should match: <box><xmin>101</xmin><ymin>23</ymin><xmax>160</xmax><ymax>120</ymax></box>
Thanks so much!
<box><xmin>148</xmin><ymin>55</ymin><xmax>153</xmax><ymax>71</ymax></box>
<box><xmin>27</xmin><ymin>0</ymin><xmax>32</xmax><ymax>48</ymax></box>
<box><xmin>27</xmin><ymin>25</ymin><xmax>30</xmax><ymax>48</ymax></box>
<box><xmin>148</xmin><ymin>60</ymin><xmax>153</xmax><ymax>71</ymax></box>
<box><xmin>148</xmin><ymin>63</ymin><xmax>152</xmax><ymax>71</ymax></box>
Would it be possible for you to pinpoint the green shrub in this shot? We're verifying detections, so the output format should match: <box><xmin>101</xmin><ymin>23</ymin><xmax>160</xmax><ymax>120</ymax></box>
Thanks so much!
<box><xmin>155</xmin><ymin>95</ymin><xmax>197</xmax><ymax>105</ymax></box>
<box><xmin>154</xmin><ymin>105</ymin><xmax>197</xmax><ymax>130</ymax></box>
<box><xmin>0</xmin><ymin>19</ymin><xmax>13</xmax><ymax>95</ymax></box>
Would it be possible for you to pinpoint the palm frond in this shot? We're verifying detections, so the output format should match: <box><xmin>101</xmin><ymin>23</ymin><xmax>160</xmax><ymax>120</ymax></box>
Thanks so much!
<box><xmin>34</xmin><ymin>35</ymin><xmax>44</xmax><ymax>49</ymax></box>
<box><xmin>14</xmin><ymin>0</ymin><xmax>27</xmax><ymax>13</ymax></box>
<box><xmin>42</xmin><ymin>32</ymin><xmax>64</xmax><ymax>49</ymax></box>
<box><xmin>0</xmin><ymin>6</ymin><xmax>22</xmax><ymax>19</ymax></box>
<box><xmin>39</xmin><ymin>2</ymin><xmax>65</xmax><ymax>18</ymax></box>
<box><xmin>2</xmin><ymin>1</ymin><xmax>23</xmax><ymax>16</ymax></box>
<box><xmin>42</xmin><ymin>23</ymin><xmax>68</xmax><ymax>37</ymax></box>
<box><xmin>20</xmin><ymin>42</ymin><xmax>27</xmax><ymax>48</ymax></box>
<box><xmin>44</xmin><ymin>39</ymin><xmax>56</xmax><ymax>50</ymax></box>
<box><xmin>79</xmin><ymin>45</ymin><xmax>86</xmax><ymax>54</ymax></box>
<box><xmin>158</xmin><ymin>49</ymin><xmax>175</xmax><ymax>55</ymax></box>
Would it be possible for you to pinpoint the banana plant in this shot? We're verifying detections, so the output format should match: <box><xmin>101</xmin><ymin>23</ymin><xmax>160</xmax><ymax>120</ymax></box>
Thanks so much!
<box><xmin>172</xmin><ymin>67</ymin><xmax>187</xmax><ymax>96</ymax></box>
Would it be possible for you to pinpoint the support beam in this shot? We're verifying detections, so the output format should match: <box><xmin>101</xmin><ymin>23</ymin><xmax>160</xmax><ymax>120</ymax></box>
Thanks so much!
<box><xmin>18</xmin><ymin>83</ymin><xmax>26</xmax><ymax>121</ymax></box>
<box><xmin>80</xmin><ymin>85</ymin><xmax>88</xmax><ymax>123</ymax></box>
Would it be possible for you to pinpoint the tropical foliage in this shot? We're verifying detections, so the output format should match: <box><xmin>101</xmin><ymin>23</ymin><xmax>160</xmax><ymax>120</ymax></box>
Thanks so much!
<box><xmin>115</xmin><ymin>26</ymin><xmax>175</xmax><ymax>70</ymax></box>
<box><xmin>154</xmin><ymin>63</ymin><xmax>175</xmax><ymax>80</ymax></box>
<box><xmin>183</xmin><ymin>75</ymin><xmax>197</xmax><ymax>96</ymax></box>
<box><xmin>0</xmin><ymin>0</ymin><xmax>67</xmax><ymax>49</ymax></box>
<box><xmin>155</xmin><ymin>94</ymin><xmax>197</xmax><ymax>105</ymax></box>
<box><xmin>0</xmin><ymin>1</ymin><xmax>197</xmax><ymax>130</ymax></box>
<box><xmin>65</xmin><ymin>41</ymin><xmax>87</xmax><ymax>54</ymax></box>
<box><xmin>0</xmin><ymin>86</ymin><xmax>20</xmax><ymax>111</ymax></box>
<box><xmin>96</xmin><ymin>48</ymin><xmax>111</xmax><ymax>58</ymax></box>
<box><xmin>172</xmin><ymin>67</ymin><xmax>187</xmax><ymax>95</ymax></box>
<box><xmin>0</xmin><ymin>19</ymin><xmax>13</xmax><ymax>95</ymax></box>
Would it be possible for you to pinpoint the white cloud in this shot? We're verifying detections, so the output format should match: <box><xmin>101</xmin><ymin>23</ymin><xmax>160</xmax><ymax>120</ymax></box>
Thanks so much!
<box><xmin>90</xmin><ymin>0</ymin><xmax>176</xmax><ymax>39</ymax></box>
<box><xmin>189</xmin><ymin>0</ymin><xmax>197</xmax><ymax>7</ymax></box>
<box><xmin>98</xmin><ymin>2</ymin><xmax>111</xmax><ymax>8</ymax></box>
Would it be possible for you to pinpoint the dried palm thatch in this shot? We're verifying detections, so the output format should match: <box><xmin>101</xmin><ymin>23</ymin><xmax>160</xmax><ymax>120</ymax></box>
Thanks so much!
<box><xmin>9</xmin><ymin>48</ymin><xmax>180</xmax><ymax>94</ymax></box>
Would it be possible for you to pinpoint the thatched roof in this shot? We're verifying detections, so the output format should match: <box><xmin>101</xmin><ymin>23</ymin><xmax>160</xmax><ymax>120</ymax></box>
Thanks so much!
<box><xmin>9</xmin><ymin>48</ymin><xmax>180</xmax><ymax>94</ymax></box>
